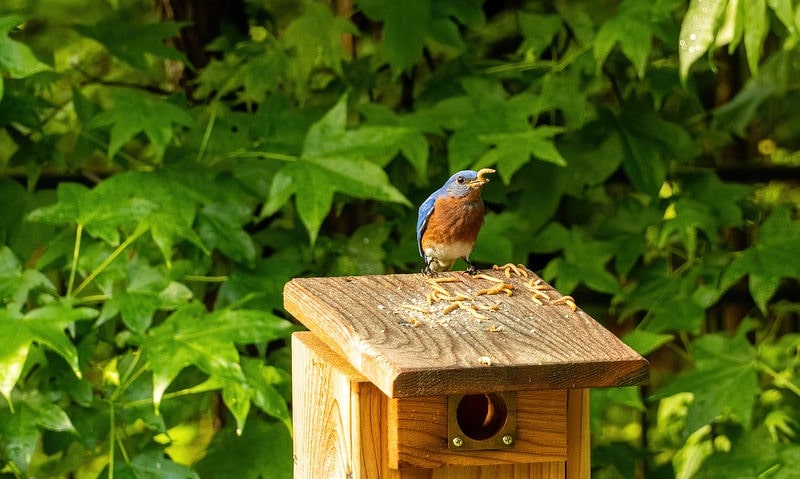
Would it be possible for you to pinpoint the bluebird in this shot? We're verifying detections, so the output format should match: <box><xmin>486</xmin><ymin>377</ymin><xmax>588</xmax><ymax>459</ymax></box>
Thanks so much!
<box><xmin>417</xmin><ymin>168</ymin><xmax>494</xmax><ymax>275</ymax></box>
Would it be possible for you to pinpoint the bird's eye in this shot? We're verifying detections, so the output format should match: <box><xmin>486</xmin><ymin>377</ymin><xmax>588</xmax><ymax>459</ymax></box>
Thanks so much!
<box><xmin>456</xmin><ymin>176</ymin><xmax>465</xmax><ymax>184</ymax></box>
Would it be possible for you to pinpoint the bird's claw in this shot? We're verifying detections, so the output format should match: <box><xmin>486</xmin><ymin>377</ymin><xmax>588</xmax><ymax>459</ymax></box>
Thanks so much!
<box><xmin>464</xmin><ymin>261</ymin><xmax>478</xmax><ymax>275</ymax></box>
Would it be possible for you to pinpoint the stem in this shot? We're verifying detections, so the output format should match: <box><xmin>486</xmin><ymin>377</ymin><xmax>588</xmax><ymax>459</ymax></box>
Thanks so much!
<box><xmin>758</xmin><ymin>362</ymin><xmax>800</xmax><ymax>398</ymax></box>
<box><xmin>184</xmin><ymin>274</ymin><xmax>229</xmax><ymax>283</ymax></box>
<box><xmin>73</xmin><ymin>225</ymin><xmax>147</xmax><ymax>297</ymax></box>
<box><xmin>196</xmin><ymin>105</ymin><xmax>217</xmax><ymax>164</ymax></box>
<box><xmin>67</xmin><ymin>223</ymin><xmax>83</xmax><ymax>297</ymax></box>
<box><xmin>108</xmin><ymin>402</ymin><xmax>115</xmax><ymax>479</ymax></box>
<box><xmin>225</xmin><ymin>150</ymin><xmax>298</xmax><ymax>162</ymax></box>
<box><xmin>121</xmin><ymin>387</ymin><xmax>201</xmax><ymax>409</ymax></box>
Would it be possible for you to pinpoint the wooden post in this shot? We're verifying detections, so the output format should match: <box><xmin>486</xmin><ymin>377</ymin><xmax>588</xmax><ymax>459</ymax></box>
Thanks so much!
<box><xmin>286</xmin><ymin>269</ymin><xmax>647</xmax><ymax>479</ymax></box>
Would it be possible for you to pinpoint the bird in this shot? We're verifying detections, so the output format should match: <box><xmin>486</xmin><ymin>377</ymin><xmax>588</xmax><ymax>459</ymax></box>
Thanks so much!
<box><xmin>416</xmin><ymin>168</ymin><xmax>494</xmax><ymax>275</ymax></box>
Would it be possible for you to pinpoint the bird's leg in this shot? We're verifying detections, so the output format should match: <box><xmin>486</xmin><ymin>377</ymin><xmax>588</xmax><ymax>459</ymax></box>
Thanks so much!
<box><xmin>423</xmin><ymin>258</ymin><xmax>437</xmax><ymax>276</ymax></box>
<box><xmin>463</xmin><ymin>257</ymin><xmax>478</xmax><ymax>275</ymax></box>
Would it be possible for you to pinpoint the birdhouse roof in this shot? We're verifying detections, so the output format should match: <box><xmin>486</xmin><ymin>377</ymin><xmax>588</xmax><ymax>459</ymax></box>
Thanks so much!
<box><xmin>283</xmin><ymin>267</ymin><xmax>648</xmax><ymax>398</ymax></box>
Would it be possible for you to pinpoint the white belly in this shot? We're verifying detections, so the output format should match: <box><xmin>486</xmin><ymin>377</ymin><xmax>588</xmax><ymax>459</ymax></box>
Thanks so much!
<box><xmin>424</xmin><ymin>241</ymin><xmax>474</xmax><ymax>271</ymax></box>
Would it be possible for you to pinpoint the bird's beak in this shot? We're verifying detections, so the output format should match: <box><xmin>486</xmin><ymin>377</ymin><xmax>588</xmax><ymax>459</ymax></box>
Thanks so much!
<box><xmin>468</xmin><ymin>168</ymin><xmax>495</xmax><ymax>188</ymax></box>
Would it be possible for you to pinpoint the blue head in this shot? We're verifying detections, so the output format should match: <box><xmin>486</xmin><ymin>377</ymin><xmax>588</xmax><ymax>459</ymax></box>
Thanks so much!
<box><xmin>440</xmin><ymin>170</ymin><xmax>489</xmax><ymax>198</ymax></box>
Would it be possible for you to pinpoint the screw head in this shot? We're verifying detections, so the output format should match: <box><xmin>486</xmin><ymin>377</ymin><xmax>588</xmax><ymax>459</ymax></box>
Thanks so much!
<box><xmin>502</xmin><ymin>434</ymin><xmax>514</xmax><ymax>445</ymax></box>
<box><xmin>452</xmin><ymin>437</ymin><xmax>464</xmax><ymax>447</ymax></box>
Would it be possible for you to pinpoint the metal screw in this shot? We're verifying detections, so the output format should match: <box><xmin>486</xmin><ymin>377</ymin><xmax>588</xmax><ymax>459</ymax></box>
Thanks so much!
<box><xmin>502</xmin><ymin>434</ymin><xmax>514</xmax><ymax>445</ymax></box>
<box><xmin>452</xmin><ymin>437</ymin><xmax>464</xmax><ymax>447</ymax></box>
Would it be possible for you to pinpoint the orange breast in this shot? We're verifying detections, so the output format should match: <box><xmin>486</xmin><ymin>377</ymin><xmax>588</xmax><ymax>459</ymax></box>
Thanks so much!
<box><xmin>421</xmin><ymin>193</ymin><xmax>485</xmax><ymax>252</ymax></box>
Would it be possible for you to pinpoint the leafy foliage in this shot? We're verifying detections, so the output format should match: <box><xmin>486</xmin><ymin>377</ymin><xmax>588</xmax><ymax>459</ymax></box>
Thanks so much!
<box><xmin>1</xmin><ymin>0</ymin><xmax>800</xmax><ymax>478</ymax></box>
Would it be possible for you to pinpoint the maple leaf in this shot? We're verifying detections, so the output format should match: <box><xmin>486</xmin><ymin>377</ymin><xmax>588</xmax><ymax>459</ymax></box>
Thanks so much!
<box><xmin>263</xmin><ymin>95</ymin><xmax>411</xmax><ymax>244</ymax></box>
<box><xmin>87</xmin><ymin>90</ymin><xmax>194</xmax><ymax>163</ymax></box>
<box><xmin>594</xmin><ymin>0</ymin><xmax>654</xmax><ymax>77</ymax></box>
<box><xmin>74</xmin><ymin>18</ymin><xmax>188</xmax><ymax>70</ymax></box>
<box><xmin>357</xmin><ymin>0</ymin><xmax>484</xmax><ymax>71</ymax></box>
<box><xmin>283</xmin><ymin>2</ymin><xmax>357</xmax><ymax>94</ymax></box>
<box><xmin>0</xmin><ymin>304</ymin><xmax>97</xmax><ymax>406</ymax></box>
<box><xmin>721</xmin><ymin>206</ymin><xmax>800</xmax><ymax>313</ymax></box>
<box><xmin>139</xmin><ymin>303</ymin><xmax>294</xmax><ymax>432</ymax></box>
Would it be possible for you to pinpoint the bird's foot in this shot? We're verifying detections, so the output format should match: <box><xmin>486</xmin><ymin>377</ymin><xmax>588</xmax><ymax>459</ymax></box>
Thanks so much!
<box><xmin>464</xmin><ymin>261</ymin><xmax>478</xmax><ymax>275</ymax></box>
<box><xmin>423</xmin><ymin>260</ymin><xmax>437</xmax><ymax>276</ymax></box>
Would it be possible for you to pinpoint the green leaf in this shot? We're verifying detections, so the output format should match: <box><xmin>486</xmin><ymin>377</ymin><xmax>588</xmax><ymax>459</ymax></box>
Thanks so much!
<box><xmin>538</xmin><ymin>226</ymin><xmax>619</xmax><ymax>295</ymax></box>
<box><xmin>114</xmin><ymin>449</ymin><xmax>199</xmax><ymax>479</ymax></box>
<box><xmin>0</xmin><ymin>246</ymin><xmax>54</xmax><ymax>311</ymax></box>
<box><xmin>0</xmin><ymin>304</ymin><xmax>98</xmax><ymax>404</ymax></box>
<box><xmin>195</xmin><ymin>418</ymin><xmax>292</xmax><ymax>479</ymax></box>
<box><xmin>678</xmin><ymin>0</ymin><xmax>727</xmax><ymax>80</ymax></box>
<box><xmin>695</xmin><ymin>427</ymin><xmax>785</xmax><ymax>478</ymax></box>
<box><xmin>221</xmin><ymin>380</ymin><xmax>250</xmax><ymax>435</ymax></box>
<box><xmin>0</xmin><ymin>16</ymin><xmax>51</xmax><ymax>79</ymax></box>
<box><xmin>477</xmin><ymin>127</ymin><xmax>566</xmax><ymax>183</ymax></box>
<box><xmin>242</xmin><ymin>359</ymin><xmax>292</xmax><ymax>432</ymax></box>
<box><xmin>518</xmin><ymin>12</ymin><xmax>562</xmax><ymax>58</ymax></box>
<box><xmin>74</xmin><ymin>19</ymin><xmax>189</xmax><ymax>71</ymax></box>
<box><xmin>198</xmin><ymin>203</ymin><xmax>257</xmax><ymax>266</ymax></box>
<box><xmin>651</xmin><ymin>325</ymin><xmax>758</xmax><ymax>435</ymax></box>
<box><xmin>743</xmin><ymin>0</ymin><xmax>768</xmax><ymax>74</ymax></box>
<box><xmin>283</xmin><ymin>2</ymin><xmax>356</xmax><ymax>91</ymax></box>
<box><xmin>594</xmin><ymin>0</ymin><xmax>653</xmax><ymax>77</ymax></box>
<box><xmin>87</xmin><ymin>90</ymin><xmax>194</xmax><ymax>162</ymax></box>
<box><xmin>616</xmin><ymin>103</ymin><xmax>693</xmax><ymax>196</ymax></box>
<box><xmin>0</xmin><ymin>406</ymin><xmax>38</xmax><ymax>473</ymax></box>
<box><xmin>358</xmin><ymin>0</ymin><xmax>432</xmax><ymax>71</ymax></box>
<box><xmin>329</xmin><ymin>222</ymin><xmax>389</xmax><ymax>276</ymax></box>
<box><xmin>721</xmin><ymin>206</ymin><xmax>800</xmax><ymax>312</ymax></box>
<box><xmin>194</xmin><ymin>41</ymin><xmax>290</xmax><ymax>105</ymax></box>
<box><xmin>623</xmin><ymin>329</ymin><xmax>673</xmax><ymax>356</ymax></box>
<box><xmin>140</xmin><ymin>303</ymin><xmax>294</xmax><ymax>409</ymax></box>
<box><xmin>265</xmin><ymin>95</ymin><xmax>411</xmax><ymax>244</ymax></box>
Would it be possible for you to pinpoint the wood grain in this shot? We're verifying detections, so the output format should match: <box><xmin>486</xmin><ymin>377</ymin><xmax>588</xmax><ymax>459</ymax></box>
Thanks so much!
<box><xmin>389</xmin><ymin>390</ymin><xmax>567</xmax><ymax>469</ymax></box>
<box><xmin>566</xmin><ymin>389</ymin><xmax>590</xmax><ymax>479</ymax></box>
<box><xmin>285</xmin><ymin>270</ymin><xmax>648</xmax><ymax>398</ymax></box>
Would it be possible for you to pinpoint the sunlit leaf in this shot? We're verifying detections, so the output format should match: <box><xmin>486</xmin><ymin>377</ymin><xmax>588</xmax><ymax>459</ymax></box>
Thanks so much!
<box><xmin>678</xmin><ymin>0</ymin><xmax>727</xmax><ymax>80</ymax></box>
<box><xmin>140</xmin><ymin>303</ymin><xmax>294</xmax><ymax>409</ymax></box>
<box><xmin>0</xmin><ymin>15</ymin><xmax>52</xmax><ymax>82</ymax></box>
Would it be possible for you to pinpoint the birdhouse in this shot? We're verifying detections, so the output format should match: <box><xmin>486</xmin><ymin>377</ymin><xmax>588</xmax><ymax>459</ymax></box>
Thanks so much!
<box><xmin>284</xmin><ymin>266</ymin><xmax>648</xmax><ymax>479</ymax></box>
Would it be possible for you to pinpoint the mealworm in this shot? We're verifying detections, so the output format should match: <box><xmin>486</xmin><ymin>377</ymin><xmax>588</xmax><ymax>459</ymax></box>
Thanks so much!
<box><xmin>476</xmin><ymin>168</ymin><xmax>495</xmax><ymax>182</ymax></box>
<box><xmin>475</xmin><ymin>273</ymin><xmax>506</xmax><ymax>283</ymax></box>
<box><xmin>428</xmin><ymin>282</ymin><xmax>451</xmax><ymax>296</ymax></box>
<box><xmin>531</xmin><ymin>295</ymin><xmax>543</xmax><ymax>305</ymax></box>
<box><xmin>477</xmin><ymin>303</ymin><xmax>500</xmax><ymax>311</ymax></box>
<box><xmin>426</xmin><ymin>277</ymin><xmax>460</xmax><ymax>284</ymax></box>
<box><xmin>458</xmin><ymin>302</ymin><xmax>488</xmax><ymax>320</ymax></box>
<box><xmin>443</xmin><ymin>302</ymin><xmax>461</xmax><ymax>314</ymax></box>
<box><xmin>516</xmin><ymin>264</ymin><xmax>530</xmax><ymax>277</ymax></box>
<box><xmin>551</xmin><ymin>295</ymin><xmax>578</xmax><ymax>311</ymax></box>
<box><xmin>476</xmin><ymin>283</ymin><xmax>514</xmax><ymax>296</ymax></box>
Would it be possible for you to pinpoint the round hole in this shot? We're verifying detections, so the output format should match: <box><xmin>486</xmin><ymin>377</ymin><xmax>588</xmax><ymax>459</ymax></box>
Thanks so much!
<box><xmin>455</xmin><ymin>393</ymin><xmax>508</xmax><ymax>441</ymax></box>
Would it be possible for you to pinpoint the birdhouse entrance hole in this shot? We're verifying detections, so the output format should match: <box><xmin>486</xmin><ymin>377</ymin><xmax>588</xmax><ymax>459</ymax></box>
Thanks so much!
<box><xmin>448</xmin><ymin>391</ymin><xmax>517</xmax><ymax>450</ymax></box>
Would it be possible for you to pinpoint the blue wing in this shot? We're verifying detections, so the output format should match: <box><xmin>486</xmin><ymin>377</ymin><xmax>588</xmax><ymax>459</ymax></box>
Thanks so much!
<box><xmin>416</xmin><ymin>192</ymin><xmax>438</xmax><ymax>258</ymax></box>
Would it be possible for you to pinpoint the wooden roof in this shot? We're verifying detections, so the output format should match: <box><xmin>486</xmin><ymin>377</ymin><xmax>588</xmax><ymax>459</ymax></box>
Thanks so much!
<box><xmin>284</xmin><ymin>267</ymin><xmax>648</xmax><ymax>398</ymax></box>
